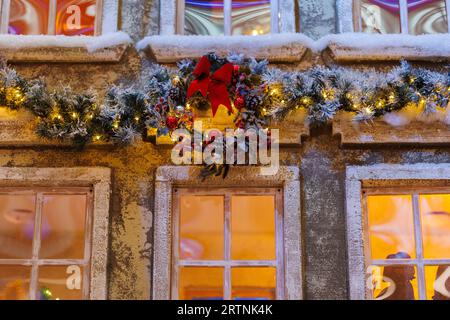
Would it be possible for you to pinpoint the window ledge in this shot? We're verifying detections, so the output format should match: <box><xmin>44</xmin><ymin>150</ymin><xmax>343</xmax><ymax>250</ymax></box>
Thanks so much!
<box><xmin>0</xmin><ymin>32</ymin><xmax>132</xmax><ymax>63</ymax></box>
<box><xmin>332</xmin><ymin>112</ymin><xmax>450</xmax><ymax>146</ymax></box>
<box><xmin>322</xmin><ymin>33</ymin><xmax>450</xmax><ymax>62</ymax></box>
<box><xmin>137</xmin><ymin>34</ymin><xmax>311</xmax><ymax>63</ymax></box>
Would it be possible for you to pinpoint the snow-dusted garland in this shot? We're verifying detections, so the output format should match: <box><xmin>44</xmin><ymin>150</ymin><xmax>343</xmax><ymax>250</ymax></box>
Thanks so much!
<box><xmin>0</xmin><ymin>55</ymin><xmax>449</xmax><ymax>148</ymax></box>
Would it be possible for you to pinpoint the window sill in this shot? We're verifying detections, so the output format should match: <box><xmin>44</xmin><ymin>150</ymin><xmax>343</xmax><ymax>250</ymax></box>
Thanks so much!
<box><xmin>0</xmin><ymin>32</ymin><xmax>132</xmax><ymax>63</ymax></box>
<box><xmin>333</xmin><ymin>112</ymin><xmax>450</xmax><ymax>146</ymax></box>
<box><xmin>322</xmin><ymin>33</ymin><xmax>450</xmax><ymax>63</ymax></box>
<box><xmin>137</xmin><ymin>34</ymin><xmax>311</xmax><ymax>63</ymax></box>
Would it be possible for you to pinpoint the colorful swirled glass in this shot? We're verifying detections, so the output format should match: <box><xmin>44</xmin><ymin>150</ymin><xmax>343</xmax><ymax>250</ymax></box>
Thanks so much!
<box><xmin>407</xmin><ymin>0</ymin><xmax>448</xmax><ymax>34</ymax></box>
<box><xmin>231</xmin><ymin>0</ymin><xmax>271</xmax><ymax>35</ymax></box>
<box><xmin>185</xmin><ymin>0</ymin><xmax>225</xmax><ymax>35</ymax></box>
<box><xmin>360</xmin><ymin>0</ymin><xmax>401</xmax><ymax>34</ymax></box>
<box><xmin>8</xmin><ymin>0</ymin><xmax>50</xmax><ymax>35</ymax></box>
<box><xmin>56</xmin><ymin>0</ymin><xmax>96</xmax><ymax>36</ymax></box>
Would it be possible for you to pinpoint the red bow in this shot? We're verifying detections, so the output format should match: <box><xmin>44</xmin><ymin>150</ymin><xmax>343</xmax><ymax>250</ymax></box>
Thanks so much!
<box><xmin>187</xmin><ymin>56</ymin><xmax>234</xmax><ymax>117</ymax></box>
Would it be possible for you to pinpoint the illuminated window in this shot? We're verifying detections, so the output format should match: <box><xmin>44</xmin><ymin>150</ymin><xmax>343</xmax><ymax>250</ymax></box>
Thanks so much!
<box><xmin>0</xmin><ymin>0</ymin><xmax>118</xmax><ymax>35</ymax></box>
<box><xmin>0</xmin><ymin>188</ymin><xmax>92</xmax><ymax>300</ymax></box>
<box><xmin>364</xmin><ymin>189</ymin><xmax>450</xmax><ymax>300</ymax></box>
<box><xmin>179</xmin><ymin>0</ymin><xmax>279</xmax><ymax>35</ymax></box>
<box><xmin>354</xmin><ymin>0</ymin><xmax>450</xmax><ymax>34</ymax></box>
<box><xmin>173</xmin><ymin>188</ymin><xmax>283</xmax><ymax>300</ymax></box>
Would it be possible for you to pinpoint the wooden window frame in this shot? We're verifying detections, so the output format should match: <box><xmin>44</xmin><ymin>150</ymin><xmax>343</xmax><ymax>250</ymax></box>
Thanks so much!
<box><xmin>351</xmin><ymin>0</ymin><xmax>450</xmax><ymax>34</ymax></box>
<box><xmin>0</xmin><ymin>187</ymin><xmax>93</xmax><ymax>300</ymax></box>
<box><xmin>172</xmin><ymin>187</ymin><xmax>284</xmax><ymax>300</ymax></box>
<box><xmin>0</xmin><ymin>0</ymin><xmax>119</xmax><ymax>35</ymax></box>
<box><xmin>153</xmin><ymin>165</ymin><xmax>302</xmax><ymax>300</ymax></box>
<box><xmin>345</xmin><ymin>163</ymin><xmax>450</xmax><ymax>300</ymax></box>
<box><xmin>362</xmin><ymin>187</ymin><xmax>450</xmax><ymax>300</ymax></box>
<box><xmin>0</xmin><ymin>167</ymin><xmax>111</xmax><ymax>300</ymax></box>
<box><xmin>160</xmin><ymin>0</ymin><xmax>296</xmax><ymax>35</ymax></box>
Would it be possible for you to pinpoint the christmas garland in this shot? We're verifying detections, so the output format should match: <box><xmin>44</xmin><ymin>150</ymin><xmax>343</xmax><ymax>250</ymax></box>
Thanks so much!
<box><xmin>1</xmin><ymin>55</ymin><xmax>449</xmax><ymax>148</ymax></box>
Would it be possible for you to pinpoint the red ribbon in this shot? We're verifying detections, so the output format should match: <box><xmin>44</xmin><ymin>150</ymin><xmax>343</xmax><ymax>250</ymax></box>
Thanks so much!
<box><xmin>187</xmin><ymin>56</ymin><xmax>233</xmax><ymax>117</ymax></box>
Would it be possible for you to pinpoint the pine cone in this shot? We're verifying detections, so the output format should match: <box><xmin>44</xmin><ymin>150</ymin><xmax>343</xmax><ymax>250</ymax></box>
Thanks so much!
<box><xmin>246</xmin><ymin>95</ymin><xmax>261</xmax><ymax>110</ymax></box>
<box><xmin>169</xmin><ymin>87</ymin><xmax>184</xmax><ymax>103</ymax></box>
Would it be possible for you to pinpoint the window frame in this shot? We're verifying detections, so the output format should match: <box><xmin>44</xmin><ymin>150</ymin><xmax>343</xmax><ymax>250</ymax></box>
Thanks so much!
<box><xmin>353</xmin><ymin>0</ymin><xmax>450</xmax><ymax>34</ymax></box>
<box><xmin>153</xmin><ymin>165</ymin><xmax>302</xmax><ymax>300</ymax></box>
<box><xmin>0</xmin><ymin>0</ymin><xmax>119</xmax><ymax>36</ymax></box>
<box><xmin>160</xmin><ymin>0</ymin><xmax>296</xmax><ymax>36</ymax></box>
<box><xmin>172</xmin><ymin>187</ymin><xmax>285</xmax><ymax>300</ymax></box>
<box><xmin>0</xmin><ymin>167</ymin><xmax>111</xmax><ymax>300</ymax></box>
<box><xmin>345</xmin><ymin>163</ymin><xmax>450</xmax><ymax>300</ymax></box>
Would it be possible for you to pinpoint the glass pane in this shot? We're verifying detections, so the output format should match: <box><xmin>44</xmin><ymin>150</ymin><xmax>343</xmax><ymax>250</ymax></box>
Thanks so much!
<box><xmin>180</xmin><ymin>195</ymin><xmax>224</xmax><ymax>260</ymax></box>
<box><xmin>367</xmin><ymin>195</ymin><xmax>416</xmax><ymax>259</ymax></box>
<box><xmin>0</xmin><ymin>194</ymin><xmax>35</xmax><ymax>259</ymax></box>
<box><xmin>231</xmin><ymin>267</ymin><xmax>276</xmax><ymax>300</ymax></box>
<box><xmin>56</xmin><ymin>0</ymin><xmax>96</xmax><ymax>36</ymax></box>
<box><xmin>361</xmin><ymin>0</ymin><xmax>401</xmax><ymax>34</ymax></box>
<box><xmin>37</xmin><ymin>265</ymin><xmax>84</xmax><ymax>300</ymax></box>
<box><xmin>0</xmin><ymin>266</ymin><xmax>30</xmax><ymax>300</ymax></box>
<box><xmin>179</xmin><ymin>267</ymin><xmax>223</xmax><ymax>300</ymax></box>
<box><xmin>419</xmin><ymin>194</ymin><xmax>450</xmax><ymax>259</ymax></box>
<box><xmin>371</xmin><ymin>265</ymin><xmax>418</xmax><ymax>300</ymax></box>
<box><xmin>40</xmin><ymin>194</ymin><xmax>87</xmax><ymax>259</ymax></box>
<box><xmin>408</xmin><ymin>0</ymin><xmax>448</xmax><ymax>34</ymax></box>
<box><xmin>9</xmin><ymin>0</ymin><xmax>50</xmax><ymax>35</ymax></box>
<box><xmin>425</xmin><ymin>265</ymin><xmax>450</xmax><ymax>300</ymax></box>
<box><xmin>231</xmin><ymin>0</ymin><xmax>271</xmax><ymax>36</ymax></box>
<box><xmin>231</xmin><ymin>195</ymin><xmax>276</xmax><ymax>260</ymax></box>
<box><xmin>185</xmin><ymin>0</ymin><xmax>224</xmax><ymax>35</ymax></box>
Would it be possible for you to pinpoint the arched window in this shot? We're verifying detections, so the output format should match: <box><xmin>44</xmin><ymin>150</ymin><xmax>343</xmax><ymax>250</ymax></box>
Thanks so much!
<box><xmin>353</xmin><ymin>0</ymin><xmax>450</xmax><ymax>34</ymax></box>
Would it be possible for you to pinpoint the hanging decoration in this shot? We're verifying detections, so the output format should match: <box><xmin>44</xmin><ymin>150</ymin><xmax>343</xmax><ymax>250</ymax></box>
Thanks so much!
<box><xmin>0</xmin><ymin>56</ymin><xmax>449</xmax><ymax>149</ymax></box>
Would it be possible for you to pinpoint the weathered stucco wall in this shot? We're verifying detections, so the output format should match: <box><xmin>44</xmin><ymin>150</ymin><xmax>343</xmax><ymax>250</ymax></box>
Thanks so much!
<box><xmin>298</xmin><ymin>0</ymin><xmax>336</xmax><ymax>39</ymax></box>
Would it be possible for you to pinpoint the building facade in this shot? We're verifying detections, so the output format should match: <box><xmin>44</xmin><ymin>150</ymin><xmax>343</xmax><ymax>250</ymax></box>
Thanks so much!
<box><xmin>0</xmin><ymin>0</ymin><xmax>449</xmax><ymax>300</ymax></box>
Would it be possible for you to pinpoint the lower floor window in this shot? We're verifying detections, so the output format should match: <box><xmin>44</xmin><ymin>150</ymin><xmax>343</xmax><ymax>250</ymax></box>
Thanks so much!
<box><xmin>364</xmin><ymin>187</ymin><xmax>450</xmax><ymax>300</ymax></box>
<box><xmin>0</xmin><ymin>187</ymin><xmax>92</xmax><ymax>300</ymax></box>
<box><xmin>173</xmin><ymin>188</ymin><xmax>284</xmax><ymax>300</ymax></box>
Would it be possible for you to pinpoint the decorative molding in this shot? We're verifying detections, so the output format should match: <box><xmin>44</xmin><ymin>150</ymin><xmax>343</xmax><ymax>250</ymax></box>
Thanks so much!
<box><xmin>0</xmin><ymin>166</ymin><xmax>111</xmax><ymax>300</ymax></box>
<box><xmin>153</xmin><ymin>165</ymin><xmax>302</xmax><ymax>300</ymax></box>
<box><xmin>345</xmin><ymin>163</ymin><xmax>450</xmax><ymax>300</ymax></box>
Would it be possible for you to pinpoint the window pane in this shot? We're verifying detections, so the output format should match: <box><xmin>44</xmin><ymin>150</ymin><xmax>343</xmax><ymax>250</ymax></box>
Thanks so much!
<box><xmin>370</xmin><ymin>265</ymin><xmax>418</xmax><ymax>300</ymax></box>
<box><xmin>231</xmin><ymin>195</ymin><xmax>275</xmax><ymax>260</ymax></box>
<box><xmin>367</xmin><ymin>195</ymin><xmax>416</xmax><ymax>259</ymax></box>
<box><xmin>231</xmin><ymin>267</ymin><xmax>276</xmax><ymax>300</ymax></box>
<box><xmin>56</xmin><ymin>0</ymin><xmax>96</xmax><ymax>36</ymax></box>
<box><xmin>179</xmin><ymin>267</ymin><xmax>223</xmax><ymax>300</ymax></box>
<box><xmin>408</xmin><ymin>0</ymin><xmax>448</xmax><ymax>34</ymax></box>
<box><xmin>180</xmin><ymin>195</ymin><xmax>224</xmax><ymax>260</ymax></box>
<box><xmin>37</xmin><ymin>265</ymin><xmax>84</xmax><ymax>300</ymax></box>
<box><xmin>419</xmin><ymin>194</ymin><xmax>450</xmax><ymax>259</ymax></box>
<box><xmin>360</xmin><ymin>0</ymin><xmax>401</xmax><ymax>34</ymax></box>
<box><xmin>0</xmin><ymin>194</ymin><xmax>35</xmax><ymax>259</ymax></box>
<box><xmin>0</xmin><ymin>266</ymin><xmax>30</xmax><ymax>300</ymax></box>
<box><xmin>40</xmin><ymin>194</ymin><xmax>87</xmax><ymax>259</ymax></box>
<box><xmin>425</xmin><ymin>265</ymin><xmax>450</xmax><ymax>300</ymax></box>
<box><xmin>231</xmin><ymin>0</ymin><xmax>271</xmax><ymax>35</ymax></box>
<box><xmin>9</xmin><ymin>0</ymin><xmax>50</xmax><ymax>35</ymax></box>
<box><xmin>185</xmin><ymin>0</ymin><xmax>224</xmax><ymax>35</ymax></box>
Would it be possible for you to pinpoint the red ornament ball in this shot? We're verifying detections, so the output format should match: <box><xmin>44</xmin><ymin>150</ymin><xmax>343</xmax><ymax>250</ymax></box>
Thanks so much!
<box><xmin>234</xmin><ymin>96</ymin><xmax>245</xmax><ymax>110</ymax></box>
<box><xmin>166</xmin><ymin>115</ymin><xmax>179</xmax><ymax>130</ymax></box>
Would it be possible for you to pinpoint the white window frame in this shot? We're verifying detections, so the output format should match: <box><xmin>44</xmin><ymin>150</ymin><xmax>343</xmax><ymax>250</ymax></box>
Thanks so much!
<box><xmin>172</xmin><ymin>187</ymin><xmax>284</xmax><ymax>300</ymax></box>
<box><xmin>0</xmin><ymin>0</ymin><xmax>119</xmax><ymax>35</ymax></box>
<box><xmin>0</xmin><ymin>167</ymin><xmax>111</xmax><ymax>300</ymax></box>
<box><xmin>153</xmin><ymin>165</ymin><xmax>302</xmax><ymax>300</ymax></box>
<box><xmin>345</xmin><ymin>163</ymin><xmax>450</xmax><ymax>300</ymax></box>
<box><xmin>337</xmin><ymin>0</ymin><xmax>450</xmax><ymax>33</ymax></box>
<box><xmin>160</xmin><ymin>0</ymin><xmax>296</xmax><ymax>35</ymax></box>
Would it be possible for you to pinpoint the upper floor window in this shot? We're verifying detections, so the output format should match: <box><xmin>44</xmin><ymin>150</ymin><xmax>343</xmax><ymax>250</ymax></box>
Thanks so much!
<box><xmin>354</xmin><ymin>0</ymin><xmax>450</xmax><ymax>34</ymax></box>
<box><xmin>178</xmin><ymin>0</ymin><xmax>281</xmax><ymax>35</ymax></box>
<box><xmin>0</xmin><ymin>0</ymin><xmax>109</xmax><ymax>35</ymax></box>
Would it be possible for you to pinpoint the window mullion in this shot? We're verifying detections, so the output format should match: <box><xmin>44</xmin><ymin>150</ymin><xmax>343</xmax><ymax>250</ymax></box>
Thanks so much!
<box><xmin>224</xmin><ymin>193</ymin><xmax>231</xmax><ymax>300</ymax></box>
<box><xmin>399</xmin><ymin>0</ymin><xmax>409</xmax><ymax>34</ymax></box>
<box><xmin>48</xmin><ymin>0</ymin><xmax>57</xmax><ymax>35</ymax></box>
<box><xmin>270</xmin><ymin>0</ymin><xmax>279</xmax><ymax>33</ymax></box>
<box><xmin>0</xmin><ymin>0</ymin><xmax>10</xmax><ymax>34</ymax></box>
<box><xmin>412</xmin><ymin>194</ymin><xmax>426</xmax><ymax>300</ymax></box>
<box><xmin>224</xmin><ymin>0</ymin><xmax>232</xmax><ymax>36</ymax></box>
<box><xmin>29</xmin><ymin>192</ymin><xmax>43</xmax><ymax>300</ymax></box>
<box><xmin>446</xmin><ymin>0</ymin><xmax>450</xmax><ymax>33</ymax></box>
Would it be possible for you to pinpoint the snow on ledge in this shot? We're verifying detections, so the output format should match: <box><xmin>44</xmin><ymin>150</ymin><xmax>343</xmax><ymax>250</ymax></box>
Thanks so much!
<box><xmin>136</xmin><ymin>33</ymin><xmax>313</xmax><ymax>63</ymax></box>
<box><xmin>137</xmin><ymin>32</ymin><xmax>450</xmax><ymax>63</ymax></box>
<box><xmin>0</xmin><ymin>32</ymin><xmax>132</xmax><ymax>53</ymax></box>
